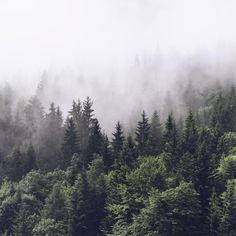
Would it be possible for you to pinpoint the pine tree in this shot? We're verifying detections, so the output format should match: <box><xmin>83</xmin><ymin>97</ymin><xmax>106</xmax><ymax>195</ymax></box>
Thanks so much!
<box><xmin>62</xmin><ymin>117</ymin><xmax>78</xmax><ymax>169</ymax></box>
<box><xmin>81</xmin><ymin>97</ymin><xmax>94</xmax><ymax>155</ymax></box>
<box><xmin>163</xmin><ymin>113</ymin><xmax>179</xmax><ymax>171</ymax></box>
<box><xmin>149</xmin><ymin>110</ymin><xmax>162</xmax><ymax>156</ymax></box>
<box><xmin>38</xmin><ymin>103</ymin><xmax>63</xmax><ymax>171</ymax></box>
<box><xmin>135</xmin><ymin>111</ymin><xmax>150</xmax><ymax>156</ymax></box>
<box><xmin>7</xmin><ymin>147</ymin><xmax>24</xmax><ymax>181</ymax></box>
<box><xmin>24</xmin><ymin>143</ymin><xmax>37</xmax><ymax>173</ymax></box>
<box><xmin>182</xmin><ymin>111</ymin><xmax>198</xmax><ymax>154</ymax></box>
<box><xmin>220</xmin><ymin>180</ymin><xmax>236</xmax><ymax>235</ymax></box>
<box><xmin>85</xmin><ymin>118</ymin><xmax>103</xmax><ymax>165</ymax></box>
<box><xmin>111</xmin><ymin>121</ymin><xmax>124</xmax><ymax>165</ymax></box>
<box><xmin>122</xmin><ymin>135</ymin><xmax>137</xmax><ymax>168</ymax></box>
<box><xmin>69</xmin><ymin>173</ymin><xmax>90</xmax><ymax>236</ymax></box>
<box><xmin>101</xmin><ymin>134</ymin><xmax>113</xmax><ymax>171</ymax></box>
<box><xmin>43</xmin><ymin>183</ymin><xmax>70</xmax><ymax>223</ymax></box>
<box><xmin>208</xmin><ymin>189</ymin><xmax>221</xmax><ymax>236</ymax></box>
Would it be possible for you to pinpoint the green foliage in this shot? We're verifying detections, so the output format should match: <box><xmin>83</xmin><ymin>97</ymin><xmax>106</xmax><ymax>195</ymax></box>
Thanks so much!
<box><xmin>1</xmin><ymin>88</ymin><xmax>236</xmax><ymax>235</ymax></box>
<box><xmin>33</xmin><ymin>218</ymin><xmax>67</xmax><ymax>236</ymax></box>
<box><xmin>217</xmin><ymin>132</ymin><xmax>236</xmax><ymax>156</ymax></box>
<box><xmin>163</xmin><ymin>113</ymin><xmax>179</xmax><ymax>172</ymax></box>
<box><xmin>112</xmin><ymin>121</ymin><xmax>124</xmax><ymax>165</ymax></box>
<box><xmin>149</xmin><ymin>110</ymin><xmax>163</xmax><ymax>156</ymax></box>
<box><xmin>217</xmin><ymin>154</ymin><xmax>236</xmax><ymax>181</ymax></box>
<box><xmin>135</xmin><ymin>111</ymin><xmax>151</xmax><ymax>156</ymax></box>
<box><xmin>208</xmin><ymin>189</ymin><xmax>221</xmax><ymax>236</ymax></box>
<box><xmin>62</xmin><ymin>117</ymin><xmax>78</xmax><ymax>168</ymax></box>
<box><xmin>220</xmin><ymin>179</ymin><xmax>236</xmax><ymax>236</ymax></box>
<box><xmin>130</xmin><ymin>182</ymin><xmax>203</xmax><ymax>236</ymax></box>
<box><xmin>128</xmin><ymin>156</ymin><xmax>167</xmax><ymax>195</ymax></box>
<box><xmin>121</xmin><ymin>135</ymin><xmax>137</xmax><ymax>168</ymax></box>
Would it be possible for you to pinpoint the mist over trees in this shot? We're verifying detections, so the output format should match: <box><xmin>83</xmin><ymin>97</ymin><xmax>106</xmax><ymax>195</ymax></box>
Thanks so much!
<box><xmin>0</xmin><ymin>76</ymin><xmax>235</xmax><ymax>235</ymax></box>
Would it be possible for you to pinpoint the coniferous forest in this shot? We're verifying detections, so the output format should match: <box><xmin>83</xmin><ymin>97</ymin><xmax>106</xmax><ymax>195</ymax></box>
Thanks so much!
<box><xmin>0</xmin><ymin>82</ymin><xmax>235</xmax><ymax>236</ymax></box>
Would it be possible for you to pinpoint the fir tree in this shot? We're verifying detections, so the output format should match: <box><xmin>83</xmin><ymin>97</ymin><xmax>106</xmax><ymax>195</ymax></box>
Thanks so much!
<box><xmin>135</xmin><ymin>111</ymin><xmax>150</xmax><ymax>156</ymax></box>
<box><xmin>208</xmin><ymin>189</ymin><xmax>221</xmax><ymax>236</ymax></box>
<box><xmin>182</xmin><ymin>111</ymin><xmax>198</xmax><ymax>154</ymax></box>
<box><xmin>85</xmin><ymin>118</ymin><xmax>103</xmax><ymax>165</ymax></box>
<box><xmin>101</xmin><ymin>134</ymin><xmax>113</xmax><ymax>171</ymax></box>
<box><xmin>62</xmin><ymin>117</ymin><xmax>78</xmax><ymax>168</ymax></box>
<box><xmin>220</xmin><ymin>180</ymin><xmax>236</xmax><ymax>235</ymax></box>
<box><xmin>163</xmin><ymin>113</ymin><xmax>179</xmax><ymax>171</ymax></box>
<box><xmin>149</xmin><ymin>110</ymin><xmax>162</xmax><ymax>156</ymax></box>
<box><xmin>111</xmin><ymin>121</ymin><xmax>124</xmax><ymax>165</ymax></box>
<box><xmin>122</xmin><ymin>135</ymin><xmax>137</xmax><ymax>168</ymax></box>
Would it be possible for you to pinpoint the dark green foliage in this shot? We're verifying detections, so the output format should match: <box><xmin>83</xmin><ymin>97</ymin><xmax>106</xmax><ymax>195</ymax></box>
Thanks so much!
<box><xmin>182</xmin><ymin>111</ymin><xmax>198</xmax><ymax>154</ymax></box>
<box><xmin>81</xmin><ymin>97</ymin><xmax>94</xmax><ymax>154</ymax></box>
<box><xmin>131</xmin><ymin>182</ymin><xmax>203</xmax><ymax>236</ymax></box>
<box><xmin>122</xmin><ymin>135</ymin><xmax>137</xmax><ymax>168</ymax></box>
<box><xmin>62</xmin><ymin>117</ymin><xmax>78</xmax><ymax>169</ymax></box>
<box><xmin>85</xmin><ymin>118</ymin><xmax>103</xmax><ymax>165</ymax></box>
<box><xmin>6</xmin><ymin>147</ymin><xmax>25</xmax><ymax>181</ymax></box>
<box><xmin>149</xmin><ymin>110</ymin><xmax>163</xmax><ymax>155</ymax></box>
<box><xmin>217</xmin><ymin>132</ymin><xmax>236</xmax><ymax>156</ymax></box>
<box><xmin>208</xmin><ymin>189</ymin><xmax>221</xmax><ymax>236</ymax></box>
<box><xmin>0</xmin><ymin>87</ymin><xmax>236</xmax><ymax>236</ymax></box>
<box><xmin>163</xmin><ymin>113</ymin><xmax>179</xmax><ymax>172</ymax></box>
<box><xmin>211</xmin><ymin>87</ymin><xmax>236</xmax><ymax>133</ymax></box>
<box><xmin>135</xmin><ymin>111</ymin><xmax>150</xmax><ymax>156</ymax></box>
<box><xmin>220</xmin><ymin>180</ymin><xmax>236</xmax><ymax>236</ymax></box>
<box><xmin>101</xmin><ymin>134</ymin><xmax>113</xmax><ymax>171</ymax></box>
<box><xmin>38</xmin><ymin>103</ymin><xmax>63</xmax><ymax>171</ymax></box>
<box><xmin>24</xmin><ymin>144</ymin><xmax>37</xmax><ymax>172</ymax></box>
<box><xmin>111</xmin><ymin>121</ymin><xmax>124</xmax><ymax>165</ymax></box>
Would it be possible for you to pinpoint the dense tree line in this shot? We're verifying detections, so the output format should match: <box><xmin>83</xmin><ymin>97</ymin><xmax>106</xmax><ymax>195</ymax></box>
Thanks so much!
<box><xmin>0</xmin><ymin>84</ymin><xmax>236</xmax><ymax>235</ymax></box>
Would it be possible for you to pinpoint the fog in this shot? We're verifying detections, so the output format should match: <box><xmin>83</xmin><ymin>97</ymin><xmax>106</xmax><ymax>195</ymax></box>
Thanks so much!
<box><xmin>1</xmin><ymin>0</ymin><xmax>236</xmax><ymax>132</ymax></box>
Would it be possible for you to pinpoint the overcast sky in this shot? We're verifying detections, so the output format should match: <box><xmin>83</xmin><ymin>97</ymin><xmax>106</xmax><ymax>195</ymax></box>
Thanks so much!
<box><xmin>0</xmin><ymin>0</ymin><xmax>236</xmax><ymax>80</ymax></box>
<box><xmin>1</xmin><ymin>0</ymin><xmax>236</xmax><ymax>132</ymax></box>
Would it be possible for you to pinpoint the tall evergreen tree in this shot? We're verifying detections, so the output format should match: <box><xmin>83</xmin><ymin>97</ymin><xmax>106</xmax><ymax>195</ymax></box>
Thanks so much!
<box><xmin>24</xmin><ymin>143</ymin><xmax>37</xmax><ymax>173</ymax></box>
<box><xmin>85</xmin><ymin>118</ymin><xmax>103</xmax><ymax>165</ymax></box>
<box><xmin>182</xmin><ymin>111</ymin><xmax>198</xmax><ymax>154</ymax></box>
<box><xmin>178</xmin><ymin>112</ymin><xmax>200</xmax><ymax>183</ymax></box>
<box><xmin>62</xmin><ymin>117</ymin><xmax>78</xmax><ymax>169</ymax></box>
<box><xmin>111</xmin><ymin>121</ymin><xmax>124</xmax><ymax>165</ymax></box>
<box><xmin>122</xmin><ymin>135</ymin><xmax>137</xmax><ymax>168</ymax></box>
<box><xmin>81</xmin><ymin>97</ymin><xmax>94</xmax><ymax>155</ymax></box>
<box><xmin>149</xmin><ymin>110</ymin><xmax>162</xmax><ymax>155</ymax></box>
<box><xmin>135</xmin><ymin>111</ymin><xmax>150</xmax><ymax>156</ymax></box>
<box><xmin>208</xmin><ymin>189</ymin><xmax>221</xmax><ymax>236</ymax></box>
<box><xmin>101</xmin><ymin>134</ymin><xmax>113</xmax><ymax>171</ymax></box>
<box><xmin>162</xmin><ymin>113</ymin><xmax>179</xmax><ymax>172</ymax></box>
<box><xmin>38</xmin><ymin>103</ymin><xmax>63</xmax><ymax>171</ymax></box>
<box><xmin>6</xmin><ymin>147</ymin><xmax>24</xmax><ymax>181</ymax></box>
<box><xmin>220</xmin><ymin>180</ymin><xmax>236</xmax><ymax>235</ymax></box>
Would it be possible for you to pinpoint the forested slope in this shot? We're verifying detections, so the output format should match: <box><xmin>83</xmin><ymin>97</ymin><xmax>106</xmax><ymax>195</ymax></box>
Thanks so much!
<box><xmin>0</xmin><ymin>85</ymin><xmax>236</xmax><ymax>235</ymax></box>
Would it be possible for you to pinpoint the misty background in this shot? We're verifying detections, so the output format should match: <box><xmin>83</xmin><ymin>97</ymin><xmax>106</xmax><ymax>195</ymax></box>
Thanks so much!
<box><xmin>0</xmin><ymin>0</ymin><xmax>236</xmax><ymax>133</ymax></box>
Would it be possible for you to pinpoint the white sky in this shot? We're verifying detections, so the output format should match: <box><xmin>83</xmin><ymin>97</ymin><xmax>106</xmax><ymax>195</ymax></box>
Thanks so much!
<box><xmin>0</xmin><ymin>0</ymin><xmax>236</xmax><ymax>80</ymax></box>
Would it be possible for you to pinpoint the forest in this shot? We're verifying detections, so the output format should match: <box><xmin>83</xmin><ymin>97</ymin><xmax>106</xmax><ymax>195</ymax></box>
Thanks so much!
<box><xmin>0</xmin><ymin>81</ymin><xmax>235</xmax><ymax>236</ymax></box>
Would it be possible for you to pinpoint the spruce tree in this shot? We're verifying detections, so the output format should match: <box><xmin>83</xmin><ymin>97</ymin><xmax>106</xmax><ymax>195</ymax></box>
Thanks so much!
<box><xmin>81</xmin><ymin>97</ymin><xmax>94</xmax><ymax>155</ymax></box>
<box><xmin>135</xmin><ymin>111</ymin><xmax>150</xmax><ymax>156</ymax></box>
<box><xmin>62</xmin><ymin>117</ymin><xmax>78</xmax><ymax>168</ymax></box>
<box><xmin>111</xmin><ymin>121</ymin><xmax>124</xmax><ymax>164</ymax></box>
<box><xmin>149</xmin><ymin>110</ymin><xmax>162</xmax><ymax>155</ymax></box>
<box><xmin>208</xmin><ymin>189</ymin><xmax>221</xmax><ymax>236</ymax></box>
<box><xmin>182</xmin><ymin>111</ymin><xmax>198</xmax><ymax>154</ymax></box>
<box><xmin>85</xmin><ymin>118</ymin><xmax>103</xmax><ymax>165</ymax></box>
<box><xmin>101</xmin><ymin>134</ymin><xmax>113</xmax><ymax>171</ymax></box>
<box><xmin>163</xmin><ymin>113</ymin><xmax>179</xmax><ymax>172</ymax></box>
<box><xmin>220</xmin><ymin>180</ymin><xmax>236</xmax><ymax>235</ymax></box>
<box><xmin>122</xmin><ymin>135</ymin><xmax>137</xmax><ymax>168</ymax></box>
<box><xmin>24</xmin><ymin>143</ymin><xmax>37</xmax><ymax>173</ymax></box>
